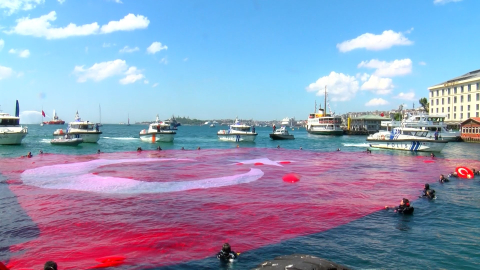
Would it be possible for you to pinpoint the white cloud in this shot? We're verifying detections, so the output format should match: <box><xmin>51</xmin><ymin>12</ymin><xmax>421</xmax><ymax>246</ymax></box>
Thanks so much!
<box><xmin>119</xmin><ymin>46</ymin><xmax>139</xmax><ymax>53</ymax></box>
<box><xmin>0</xmin><ymin>65</ymin><xmax>14</xmax><ymax>80</ymax></box>
<box><xmin>8</xmin><ymin>48</ymin><xmax>30</xmax><ymax>58</ymax></box>
<box><xmin>100</xmin><ymin>14</ymin><xmax>149</xmax><ymax>34</ymax></box>
<box><xmin>152</xmin><ymin>83</ymin><xmax>159</xmax><ymax>88</ymax></box>
<box><xmin>419</xmin><ymin>61</ymin><xmax>426</xmax><ymax>66</ymax></box>
<box><xmin>337</xmin><ymin>30</ymin><xmax>413</xmax><ymax>52</ymax></box>
<box><xmin>6</xmin><ymin>12</ymin><xmax>149</xmax><ymax>39</ymax></box>
<box><xmin>144</xmin><ymin>80</ymin><xmax>149</xmax><ymax>84</ymax></box>
<box><xmin>73</xmin><ymin>59</ymin><xmax>128</xmax><ymax>82</ymax></box>
<box><xmin>358</xmin><ymin>59</ymin><xmax>412</xmax><ymax>77</ymax></box>
<box><xmin>57</xmin><ymin>0</ymin><xmax>65</xmax><ymax>4</ymax></box>
<box><xmin>103</xmin><ymin>42</ymin><xmax>115</xmax><ymax>48</ymax></box>
<box><xmin>147</xmin><ymin>41</ymin><xmax>167</xmax><ymax>54</ymax></box>
<box><xmin>160</xmin><ymin>57</ymin><xmax>168</xmax><ymax>65</ymax></box>
<box><xmin>306</xmin><ymin>71</ymin><xmax>359</xmax><ymax>101</ymax></box>
<box><xmin>360</xmin><ymin>75</ymin><xmax>394</xmax><ymax>95</ymax></box>
<box><xmin>0</xmin><ymin>0</ymin><xmax>44</xmax><ymax>15</ymax></box>
<box><xmin>120</xmin><ymin>66</ymin><xmax>145</xmax><ymax>85</ymax></box>
<box><xmin>113</xmin><ymin>0</ymin><xmax>122</xmax><ymax>3</ymax></box>
<box><xmin>365</xmin><ymin>98</ymin><xmax>389</xmax><ymax>107</ymax></box>
<box><xmin>0</xmin><ymin>39</ymin><xmax>4</xmax><ymax>51</ymax></box>
<box><xmin>394</xmin><ymin>92</ymin><xmax>416</xmax><ymax>101</ymax></box>
<box><xmin>434</xmin><ymin>0</ymin><xmax>462</xmax><ymax>4</ymax></box>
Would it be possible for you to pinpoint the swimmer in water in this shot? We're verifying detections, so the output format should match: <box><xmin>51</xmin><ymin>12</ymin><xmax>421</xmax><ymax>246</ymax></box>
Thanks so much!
<box><xmin>137</xmin><ymin>147</ymin><xmax>142</xmax><ymax>152</ymax></box>
<box><xmin>216</xmin><ymin>243</ymin><xmax>238</xmax><ymax>262</ymax></box>
<box><xmin>277</xmin><ymin>145</ymin><xmax>280</xmax><ymax>149</ymax></box>
<box><xmin>181</xmin><ymin>147</ymin><xmax>185</xmax><ymax>150</ymax></box>
<box><xmin>197</xmin><ymin>146</ymin><xmax>201</xmax><ymax>150</ymax></box>
<box><xmin>337</xmin><ymin>148</ymin><xmax>340</xmax><ymax>151</ymax></box>
<box><xmin>97</xmin><ymin>149</ymin><xmax>101</xmax><ymax>154</ymax></box>
<box><xmin>26</xmin><ymin>152</ymin><xmax>32</xmax><ymax>158</ymax></box>
<box><xmin>448</xmin><ymin>171</ymin><xmax>458</xmax><ymax>178</ymax></box>
<box><xmin>157</xmin><ymin>146</ymin><xmax>162</xmax><ymax>151</ymax></box>
<box><xmin>39</xmin><ymin>150</ymin><xmax>44</xmax><ymax>154</ymax></box>
<box><xmin>439</xmin><ymin>174</ymin><xmax>449</xmax><ymax>183</ymax></box>
<box><xmin>385</xmin><ymin>198</ymin><xmax>414</xmax><ymax>214</ymax></box>
<box><xmin>420</xmin><ymin>183</ymin><xmax>436</xmax><ymax>199</ymax></box>
<box><xmin>44</xmin><ymin>261</ymin><xmax>57</xmax><ymax>270</ymax></box>
<box><xmin>430</xmin><ymin>153</ymin><xmax>435</xmax><ymax>158</ymax></box>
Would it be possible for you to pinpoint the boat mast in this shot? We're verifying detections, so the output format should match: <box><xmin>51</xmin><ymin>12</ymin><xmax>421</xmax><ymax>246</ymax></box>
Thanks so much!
<box><xmin>324</xmin><ymin>86</ymin><xmax>327</xmax><ymax>116</ymax></box>
<box><xmin>99</xmin><ymin>104</ymin><xmax>101</xmax><ymax>124</ymax></box>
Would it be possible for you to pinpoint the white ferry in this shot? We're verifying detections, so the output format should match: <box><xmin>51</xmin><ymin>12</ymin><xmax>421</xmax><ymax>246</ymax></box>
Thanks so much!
<box><xmin>367</xmin><ymin>127</ymin><xmax>448</xmax><ymax>152</ymax></box>
<box><xmin>217</xmin><ymin>118</ymin><xmax>257</xmax><ymax>142</ymax></box>
<box><xmin>139</xmin><ymin>115</ymin><xmax>176</xmax><ymax>142</ymax></box>
<box><xmin>0</xmin><ymin>101</ymin><xmax>28</xmax><ymax>145</ymax></box>
<box><xmin>53</xmin><ymin>111</ymin><xmax>102</xmax><ymax>143</ymax></box>
<box><xmin>381</xmin><ymin>113</ymin><xmax>460</xmax><ymax>142</ymax></box>
<box><xmin>306</xmin><ymin>108</ymin><xmax>343</xmax><ymax>136</ymax></box>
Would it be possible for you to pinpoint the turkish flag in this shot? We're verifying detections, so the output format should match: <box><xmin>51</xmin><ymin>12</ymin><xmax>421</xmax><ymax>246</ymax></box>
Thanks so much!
<box><xmin>41</xmin><ymin>110</ymin><xmax>45</xmax><ymax>117</ymax></box>
<box><xmin>380</xmin><ymin>112</ymin><xmax>385</xmax><ymax>117</ymax></box>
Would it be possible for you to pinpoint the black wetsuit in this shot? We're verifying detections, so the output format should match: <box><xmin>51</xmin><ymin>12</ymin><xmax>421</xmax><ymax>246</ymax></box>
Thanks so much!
<box><xmin>439</xmin><ymin>177</ymin><xmax>449</xmax><ymax>183</ymax></box>
<box><xmin>394</xmin><ymin>205</ymin><xmax>414</xmax><ymax>214</ymax></box>
<box><xmin>421</xmin><ymin>188</ymin><xmax>436</xmax><ymax>199</ymax></box>
<box><xmin>217</xmin><ymin>250</ymin><xmax>238</xmax><ymax>261</ymax></box>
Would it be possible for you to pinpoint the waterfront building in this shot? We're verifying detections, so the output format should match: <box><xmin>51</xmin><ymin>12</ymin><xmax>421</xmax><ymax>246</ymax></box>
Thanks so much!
<box><xmin>348</xmin><ymin>115</ymin><xmax>390</xmax><ymax>134</ymax></box>
<box><xmin>460</xmin><ymin>117</ymin><xmax>480</xmax><ymax>142</ymax></box>
<box><xmin>428</xmin><ymin>69</ymin><xmax>480</xmax><ymax>126</ymax></box>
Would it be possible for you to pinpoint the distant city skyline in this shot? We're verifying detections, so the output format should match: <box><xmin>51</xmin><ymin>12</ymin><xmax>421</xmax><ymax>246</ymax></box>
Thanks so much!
<box><xmin>1</xmin><ymin>0</ymin><xmax>478</xmax><ymax>123</ymax></box>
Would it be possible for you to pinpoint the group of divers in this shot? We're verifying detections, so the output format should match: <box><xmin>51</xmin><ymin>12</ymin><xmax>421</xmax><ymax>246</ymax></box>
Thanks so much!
<box><xmin>384</xmin><ymin>167</ymin><xmax>480</xmax><ymax>214</ymax></box>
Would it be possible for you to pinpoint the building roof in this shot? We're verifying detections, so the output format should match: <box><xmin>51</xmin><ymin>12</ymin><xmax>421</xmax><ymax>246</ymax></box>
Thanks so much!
<box><xmin>350</xmin><ymin>114</ymin><xmax>390</xmax><ymax>121</ymax></box>
<box><xmin>430</xmin><ymin>69</ymin><xmax>480</xmax><ymax>89</ymax></box>
<box><xmin>461</xmin><ymin>117</ymin><xmax>480</xmax><ymax>125</ymax></box>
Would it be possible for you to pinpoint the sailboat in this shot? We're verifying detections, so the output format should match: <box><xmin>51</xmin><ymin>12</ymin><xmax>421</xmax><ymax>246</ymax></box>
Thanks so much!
<box><xmin>127</xmin><ymin>114</ymin><xmax>130</xmax><ymax>126</ymax></box>
<box><xmin>97</xmin><ymin>105</ymin><xmax>103</xmax><ymax>127</ymax></box>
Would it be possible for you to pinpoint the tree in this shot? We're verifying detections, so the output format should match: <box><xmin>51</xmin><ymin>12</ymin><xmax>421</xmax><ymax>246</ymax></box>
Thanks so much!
<box><xmin>419</xmin><ymin>98</ymin><xmax>429</xmax><ymax>112</ymax></box>
<box><xmin>393</xmin><ymin>113</ymin><xmax>402</xmax><ymax>121</ymax></box>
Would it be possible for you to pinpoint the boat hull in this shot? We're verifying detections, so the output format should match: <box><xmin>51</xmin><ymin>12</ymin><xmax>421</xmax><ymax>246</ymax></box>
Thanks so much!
<box><xmin>307</xmin><ymin>129</ymin><xmax>344</xmax><ymax>136</ymax></box>
<box><xmin>54</xmin><ymin>132</ymin><xmax>101</xmax><ymax>143</ymax></box>
<box><xmin>50</xmin><ymin>138</ymin><xmax>83</xmax><ymax>146</ymax></box>
<box><xmin>43</xmin><ymin>121</ymin><xmax>65</xmax><ymax>125</ymax></box>
<box><xmin>139</xmin><ymin>132</ymin><xmax>175</xmax><ymax>142</ymax></box>
<box><xmin>0</xmin><ymin>132</ymin><xmax>27</xmax><ymax>145</ymax></box>
<box><xmin>217</xmin><ymin>134</ymin><xmax>257</xmax><ymax>142</ymax></box>
<box><xmin>367</xmin><ymin>139</ymin><xmax>447</xmax><ymax>152</ymax></box>
<box><xmin>269</xmin><ymin>134</ymin><xmax>294</xmax><ymax>140</ymax></box>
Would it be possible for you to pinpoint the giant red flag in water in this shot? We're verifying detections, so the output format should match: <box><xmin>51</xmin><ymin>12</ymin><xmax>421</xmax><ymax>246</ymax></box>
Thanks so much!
<box><xmin>0</xmin><ymin>149</ymin><xmax>474</xmax><ymax>269</ymax></box>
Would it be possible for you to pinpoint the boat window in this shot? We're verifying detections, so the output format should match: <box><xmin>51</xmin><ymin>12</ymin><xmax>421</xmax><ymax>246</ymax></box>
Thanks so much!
<box><xmin>0</xmin><ymin>119</ymin><xmax>20</xmax><ymax>125</ymax></box>
<box><xmin>402</xmin><ymin>131</ymin><xmax>412</xmax><ymax>135</ymax></box>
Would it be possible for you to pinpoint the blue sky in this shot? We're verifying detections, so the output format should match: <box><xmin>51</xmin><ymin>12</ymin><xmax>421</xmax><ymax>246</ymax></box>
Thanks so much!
<box><xmin>0</xmin><ymin>0</ymin><xmax>478</xmax><ymax>123</ymax></box>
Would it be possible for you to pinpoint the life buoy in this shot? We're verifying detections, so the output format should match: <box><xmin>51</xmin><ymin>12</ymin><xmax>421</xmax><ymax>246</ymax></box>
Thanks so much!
<box><xmin>223</xmin><ymin>130</ymin><xmax>225</xmax><ymax>134</ymax></box>
<box><xmin>380</xmin><ymin>135</ymin><xmax>385</xmax><ymax>140</ymax></box>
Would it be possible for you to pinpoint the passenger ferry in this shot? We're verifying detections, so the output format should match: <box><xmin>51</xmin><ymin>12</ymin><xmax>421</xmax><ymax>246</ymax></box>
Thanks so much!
<box><xmin>217</xmin><ymin>118</ymin><xmax>257</xmax><ymax>142</ymax></box>
<box><xmin>381</xmin><ymin>113</ymin><xmax>460</xmax><ymax>142</ymax></box>
<box><xmin>367</xmin><ymin>127</ymin><xmax>448</xmax><ymax>152</ymax></box>
<box><xmin>306</xmin><ymin>108</ymin><xmax>343</xmax><ymax>136</ymax></box>
<box><xmin>0</xmin><ymin>101</ymin><xmax>28</xmax><ymax>145</ymax></box>
<box><xmin>139</xmin><ymin>115</ymin><xmax>176</xmax><ymax>142</ymax></box>
<box><xmin>53</xmin><ymin>111</ymin><xmax>102</xmax><ymax>143</ymax></box>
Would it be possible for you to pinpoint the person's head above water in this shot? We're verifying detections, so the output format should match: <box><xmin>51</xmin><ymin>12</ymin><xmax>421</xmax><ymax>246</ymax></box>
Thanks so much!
<box><xmin>400</xmin><ymin>198</ymin><xmax>410</xmax><ymax>207</ymax></box>
<box><xmin>222</xmin><ymin>243</ymin><xmax>232</xmax><ymax>253</ymax></box>
<box><xmin>424</xmin><ymin>183</ymin><xmax>430</xmax><ymax>189</ymax></box>
<box><xmin>44</xmin><ymin>261</ymin><xmax>57</xmax><ymax>270</ymax></box>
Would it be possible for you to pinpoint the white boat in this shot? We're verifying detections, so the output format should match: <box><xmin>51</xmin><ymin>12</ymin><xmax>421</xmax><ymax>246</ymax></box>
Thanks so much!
<box><xmin>270</xmin><ymin>126</ymin><xmax>294</xmax><ymax>140</ymax></box>
<box><xmin>217</xmin><ymin>118</ymin><xmax>257</xmax><ymax>142</ymax></box>
<box><xmin>367</xmin><ymin>127</ymin><xmax>448</xmax><ymax>152</ymax></box>
<box><xmin>53</xmin><ymin>111</ymin><xmax>102</xmax><ymax>143</ymax></box>
<box><xmin>210</xmin><ymin>123</ymin><xmax>216</xmax><ymax>128</ymax></box>
<box><xmin>381</xmin><ymin>113</ymin><xmax>460</xmax><ymax>142</ymax></box>
<box><xmin>281</xmin><ymin>117</ymin><xmax>292</xmax><ymax>127</ymax></box>
<box><xmin>306</xmin><ymin>87</ymin><xmax>343</xmax><ymax>136</ymax></box>
<box><xmin>50</xmin><ymin>137</ymin><xmax>83</xmax><ymax>146</ymax></box>
<box><xmin>139</xmin><ymin>115</ymin><xmax>176</xmax><ymax>142</ymax></box>
<box><xmin>0</xmin><ymin>101</ymin><xmax>28</xmax><ymax>145</ymax></box>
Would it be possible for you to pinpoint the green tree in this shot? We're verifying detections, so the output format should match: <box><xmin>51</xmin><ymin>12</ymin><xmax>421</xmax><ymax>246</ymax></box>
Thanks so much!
<box><xmin>419</xmin><ymin>97</ymin><xmax>429</xmax><ymax>112</ymax></box>
<box><xmin>393</xmin><ymin>113</ymin><xmax>402</xmax><ymax>121</ymax></box>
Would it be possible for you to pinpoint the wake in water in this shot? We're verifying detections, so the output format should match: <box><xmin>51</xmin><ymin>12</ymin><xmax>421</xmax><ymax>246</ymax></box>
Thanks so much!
<box><xmin>342</xmin><ymin>143</ymin><xmax>371</xmax><ymax>148</ymax></box>
<box><xmin>102</xmin><ymin>137</ymin><xmax>138</xmax><ymax>140</ymax></box>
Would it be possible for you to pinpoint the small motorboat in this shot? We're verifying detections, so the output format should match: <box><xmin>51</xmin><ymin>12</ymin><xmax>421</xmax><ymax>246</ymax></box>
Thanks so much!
<box><xmin>50</xmin><ymin>137</ymin><xmax>83</xmax><ymax>146</ymax></box>
<box><xmin>269</xmin><ymin>126</ymin><xmax>294</xmax><ymax>140</ymax></box>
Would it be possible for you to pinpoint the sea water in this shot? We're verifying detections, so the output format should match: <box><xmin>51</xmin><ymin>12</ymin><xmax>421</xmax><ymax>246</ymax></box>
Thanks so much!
<box><xmin>0</xmin><ymin>125</ymin><xmax>479</xmax><ymax>269</ymax></box>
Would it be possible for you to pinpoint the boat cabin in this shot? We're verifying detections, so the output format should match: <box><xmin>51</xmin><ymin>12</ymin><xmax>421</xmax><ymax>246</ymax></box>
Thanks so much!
<box><xmin>0</xmin><ymin>114</ymin><xmax>20</xmax><ymax>126</ymax></box>
<box><xmin>69</xmin><ymin>122</ymin><xmax>98</xmax><ymax>131</ymax></box>
<box><xmin>392</xmin><ymin>128</ymin><xmax>428</xmax><ymax>137</ymax></box>
<box><xmin>231</xmin><ymin>125</ymin><xmax>251</xmax><ymax>132</ymax></box>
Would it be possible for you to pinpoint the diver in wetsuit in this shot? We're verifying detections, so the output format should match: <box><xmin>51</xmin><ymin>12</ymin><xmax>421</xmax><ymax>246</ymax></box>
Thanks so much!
<box><xmin>421</xmin><ymin>183</ymin><xmax>436</xmax><ymax>199</ymax></box>
<box><xmin>385</xmin><ymin>198</ymin><xmax>414</xmax><ymax>214</ymax></box>
<box><xmin>439</xmin><ymin>174</ymin><xmax>449</xmax><ymax>183</ymax></box>
<box><xmin>217</xmin><ymin>243</ymin><xmax>238</xmax><ymax>262</ymax></box>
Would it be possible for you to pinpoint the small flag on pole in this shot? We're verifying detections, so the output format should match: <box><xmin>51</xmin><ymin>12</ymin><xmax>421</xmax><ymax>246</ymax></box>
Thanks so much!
<box><xmin>42</xmin><ymin>110</ymin><xmax>45</xmax><ymax>117</ymax></box>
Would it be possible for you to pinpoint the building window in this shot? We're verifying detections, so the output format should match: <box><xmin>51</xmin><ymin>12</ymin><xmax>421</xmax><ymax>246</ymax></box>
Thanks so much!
<box><xmin>454</xmin><ymin>87</ymin><xmax>457</xmax><ymax>94</ymax></box>
<box><xmin>448</xmin><ymin>114</ymin><xmax>450</xmax><ymax>119</ymax></box>
<box><xmin>468</xmin><ymin>94</ymin><xmax>471</xmax><ymax>102</ymax></box>
<box><xmin>461</xmin><ymin>113</ymin><xmax>463</xmax><ymax>119</ymax></box>
<box><xmin>430</xmin><ymin>91</ymin><xmax>433</xmax><ymax>97</ymax></box>
<box><xmin>477</xmin><ymin>104</ymin><xmax>479</xmax><ymax>110</ymax></box>
<box><xmin>442</xmin><ymin>107</ymin><xmax>444</xmax><ymax>113</ymax></box>
<box><xmin>461</xmin><ymin>96</ymin><xmax>464</xmax><ymax>103</ymax></box>
<box><xmin>454</xmin><ymin>96</ymin><xmax>457</xmax><ymax>103</ymax></box>
<box><xmin>477</xmin><ymin>83</ymin><xmax>479</xmax><ymax>91</ymax></box>
<box><xmin>454</xmin><ymin>113</ymin><xmax>456</xmax><ymax>119</ymax></box>
<box><xmin>448</xmin><ymin>97</ymin><xmax>451</xmax><ymax>104</ymax></box>
<box><xmin>431</xmin><ymin>108</ymin><xmax>433</xmax><ymax>113</ymax></box>
<box><xmin>468</xmin><ymin>105</ymin><xmax>470</xmax><ymax>111</ymax></box>
<box><xmin>448</xmin><ymin>88</ymin><xmax>451</xmax><ymax>95</ymax></box>
<box><xmin>461</xmin><ymin>105</ymin><xmax>463</xmax><ymax>111</ymax></box>
<box><xmin>477</xmin><ymin>112</ymin><xmax>479</xmax><ymax>117</ymax></box>
<box><xmin>477</xmin><ymin>93</ymin><xmax>480</xmax><ymax>101</ymax></box>
<box><xmin>442</xmin><ymin>89</ymin><xmax>445</xmax><ymax>95</ymax></box>
<box><xmin>454</xmin><ymin>106</ymin><xmax>457</xmax><ymax>112</ymax></box>
<box><xmin>468</xmin><ymin>113</ymin><xmax>470</xmax><ymax>118</ymax></box>
<box><xmin>461</xmin><ymin>86</ymin><xmax>464</xmax><ymax>93</ymax></box>
<box><xmin>468</xmin><ymin>84</ymin><xmax>471</xmax><ymax>91</ymax></box>
<box><xmin>431</xmin><ymin>100</ymin><xmax>434</xmax><ymax>106</ymax></box>
<box><xmin>436</xmin><ymin>99</ymin><xmax>439</xmax><ymax>105</ymax></box>
<box><xmin>448</xmin><ymin>107</ymin><xmax>450</xmax><ymax>112</ymax></box>
<box><xmin>442</xmin><ymin>98</ymin><xmax>444</xmax><ymax>105</ymax></box>
<box><xmin>436</xmin><ymin>108</ymin><xmax>438</xmax><ymax>113</ymax></box>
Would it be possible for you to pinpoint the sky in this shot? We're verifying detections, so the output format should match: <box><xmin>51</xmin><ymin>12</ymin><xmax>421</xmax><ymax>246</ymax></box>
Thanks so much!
<box><xmin>0</xmin><ymin>0</ymin><xmax>479</xmax><ymax>124</ymax></box>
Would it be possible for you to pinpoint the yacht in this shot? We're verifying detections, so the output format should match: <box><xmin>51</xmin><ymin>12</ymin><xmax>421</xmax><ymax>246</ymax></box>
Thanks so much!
<box><xmin>381</xmin><ymin>113</ymin><xmax>460</xmax><ymax>142</ymax></box>
<box><xmin>367</xmin><ymin>127</ymin><xmax>448</xmax><ymax>152</ymax></box>
<box><xmin>281</xmin><ymin>117</ymin><xmax>292</xmax><ymax>127</ymax></box>
<box><xmin>0</xmin><ymin>101</ymin><xmax>28</xmax><ymax>145</ymax></box>
<box><xmin>53</xmin><ymin>111</ymin><xmax>102</xmax><ymax>143</ymax></box>
<box><xmin>139</xmin><ymin>115</ymin><xmax>176</xmax><ymax>142</ymax></box>
<box><xmin>306</xmin><ymin>108</ymin><xmax>343</xmax><ymax>135</ymax></box>
<box><xmin>217</xmin><ymin>118</ymin><xmax>257</xmax><ymax>142</ymax></box>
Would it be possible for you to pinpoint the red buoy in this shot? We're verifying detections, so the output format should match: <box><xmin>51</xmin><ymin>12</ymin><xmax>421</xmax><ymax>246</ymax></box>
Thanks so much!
<box><xmin>282</xmin><ymin>173</ymin><xmax>300</xmax><ymax>183</ymax></box>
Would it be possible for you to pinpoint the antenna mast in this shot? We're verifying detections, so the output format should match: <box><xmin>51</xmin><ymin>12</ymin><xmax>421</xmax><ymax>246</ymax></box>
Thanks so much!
<box><xmin>324</xmin><ymin>86</ymin><xmax>327</xmax><ymax>115</ymax></box>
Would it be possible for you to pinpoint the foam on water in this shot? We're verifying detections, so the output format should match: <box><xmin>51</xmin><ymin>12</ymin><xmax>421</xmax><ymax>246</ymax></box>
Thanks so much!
<box><xmin>342</xmin><ymin>143</ymin><xmax>371</xmax><ymax>148</ymax></box>
<box><xmin>102</xmin><ymin>137</ymin><xmax>138</xmax><ymax>140</ymax></box>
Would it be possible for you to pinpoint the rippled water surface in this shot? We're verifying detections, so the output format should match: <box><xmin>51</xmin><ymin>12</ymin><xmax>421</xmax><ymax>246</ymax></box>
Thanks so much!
<box><xmin>1</xmin><ymin>125</ymin><xmax>480</xmax><ymax>269</ymax></box>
